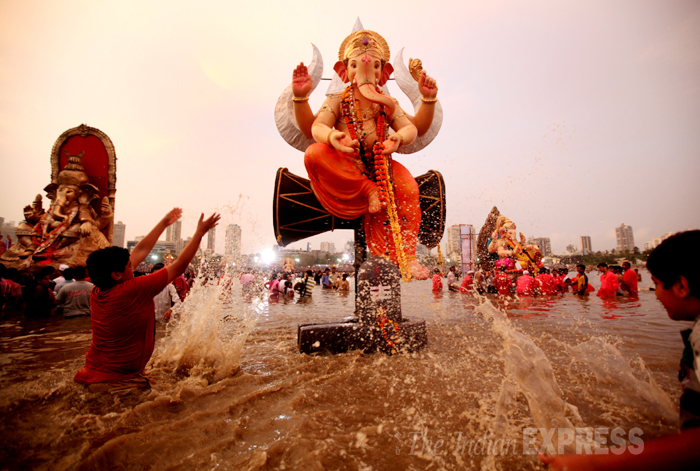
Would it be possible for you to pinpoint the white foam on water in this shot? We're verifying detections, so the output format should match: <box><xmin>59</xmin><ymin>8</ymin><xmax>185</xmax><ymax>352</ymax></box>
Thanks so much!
<box><xmin>567</xmin><ymin>337</ymin><xmax>677</xmax><ymax>424</ymax></box>
<box><xmin>152</xmin><ymin>268</ymin><xmax>264</xmax><ymax>383</ymax></box>
<box><xmin>475</xmin><ymin>299</ymin><xmax>583</xmax><ymax>456</ymax></box>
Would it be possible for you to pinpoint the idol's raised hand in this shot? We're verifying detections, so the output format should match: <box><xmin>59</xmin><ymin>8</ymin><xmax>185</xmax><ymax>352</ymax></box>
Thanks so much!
<box><xmin>292</xmin><ymin>62</ymin><xmax>312</xmax><ymax>98</ymax></box>
<box><xmin>418</xmin><ymin>70</ymin><xmax>438</xmax><ymax>99</ymax></box>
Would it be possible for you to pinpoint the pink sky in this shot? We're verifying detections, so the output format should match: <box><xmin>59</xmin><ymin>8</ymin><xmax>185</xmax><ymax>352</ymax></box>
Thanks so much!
<box><xmin>1</xmin><ymin>0</ymin><xmax>698</xmax><ymax>255</ymax></box>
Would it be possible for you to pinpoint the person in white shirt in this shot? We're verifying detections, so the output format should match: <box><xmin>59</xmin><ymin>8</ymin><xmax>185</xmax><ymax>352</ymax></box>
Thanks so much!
<box><xmin>54</xmin><ymin>266</ymin><xmax>75</xmax><ymax>294</ymax></box>
<box><xmin>151</xmin><ymin>263</ymin><xmax>181</xmax><ymax>323</ymax></box>
<box><xmin>56</xmin><ymin>266</ymin><xmax>92</xmax><ymax>317</ymax></box>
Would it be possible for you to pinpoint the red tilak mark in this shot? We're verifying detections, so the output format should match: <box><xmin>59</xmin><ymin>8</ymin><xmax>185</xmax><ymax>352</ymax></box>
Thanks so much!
<box><xmin>361</xmin><ymin>55</ymin><xmax>372</xmax><ymax>63</ymax></box>
<box><xmin>376</xmin><ymin>265</ymin><xmax>381</xmax><ymax>277</ymax></box>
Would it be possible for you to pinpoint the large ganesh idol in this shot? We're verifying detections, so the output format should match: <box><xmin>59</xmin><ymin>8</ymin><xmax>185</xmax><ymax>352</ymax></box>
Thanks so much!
<box><xmin>277</xmin><ymin>28</ymin><xmax>442</xmax><ymax>280</ymax></box>
<box><xmin>2</xmin><ymin>124</ymin><xmax>116</xmax><ymax>271</ymax></box>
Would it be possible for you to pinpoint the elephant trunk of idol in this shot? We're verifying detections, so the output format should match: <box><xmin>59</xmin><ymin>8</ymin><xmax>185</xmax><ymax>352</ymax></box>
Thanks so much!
<box><xmin>52</xmin><ymin>200</ymin><xmax>70</xmax><ymax>220</ymax></box>
<box><xmin>355</xmin><ymin>71</ymin><xmax>395</xmax><ymax>116</ymax></box>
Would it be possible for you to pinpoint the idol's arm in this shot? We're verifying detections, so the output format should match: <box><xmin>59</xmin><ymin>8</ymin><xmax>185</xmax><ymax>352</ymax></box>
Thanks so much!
<box><xmin>292</xmin><ymin>62</ymin><xmax>315</xmax><ymax>138</ymax></box>
<box><xmin>412</xmin><ymin>71</ymin><xmax>438</xmax><ymax>137</ymax></box>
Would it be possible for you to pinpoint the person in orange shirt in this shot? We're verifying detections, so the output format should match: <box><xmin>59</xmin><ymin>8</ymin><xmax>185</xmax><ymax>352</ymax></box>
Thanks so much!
<box><xmin>536</xmin><ymin>268</ymin><xmax>559</xmax><ymax>295</ymax></box>
<box><xmin>516</xmin><ymin>270</ymin><xmax>536</xmax><ymax>296</ymax></box>
<box><xmin>459</xmin><ymin>271</ymin><xmax>474</xmax><ymax>293</ymax></box>
<box><xmin>621</xmin><ymin>261</ymin><xmax>639</xmax><ymax>296</ymax></box>
<box><xmin>431</xmin><ymin>269</ymin><xmax>443</xmax><ymax>292</ymax></box>
<box><xmin>494</xmin><ymin>267</ymin><xmax>513</xmax><ymax>295</ymax></box>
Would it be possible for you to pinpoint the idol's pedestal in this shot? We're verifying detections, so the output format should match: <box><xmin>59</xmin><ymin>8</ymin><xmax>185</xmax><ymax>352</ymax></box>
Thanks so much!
<box><xmin>298</xmin><ymin>257</ymin><xmax>428</xmax><ymax>355</ymax></box>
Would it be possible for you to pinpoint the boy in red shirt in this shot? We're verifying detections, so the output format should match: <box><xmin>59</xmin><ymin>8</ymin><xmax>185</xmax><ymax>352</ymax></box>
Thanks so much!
<box><xmin>74</xmin><ymin>208</ymin><xmax>220</xmax><ymax>392</ymax></box>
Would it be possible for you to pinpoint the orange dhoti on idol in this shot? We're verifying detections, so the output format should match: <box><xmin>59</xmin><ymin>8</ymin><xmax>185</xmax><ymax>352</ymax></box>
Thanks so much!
<box><xmin>304</xmin><ymin>142</ymin><xmax>421</xmax><ymax>265</ymax></box>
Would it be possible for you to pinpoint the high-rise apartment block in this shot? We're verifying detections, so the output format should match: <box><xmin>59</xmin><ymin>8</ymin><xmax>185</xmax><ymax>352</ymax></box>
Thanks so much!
<box><xmin>207</xmin><ymin>226</ymin><xmax>216</xmax><ymax>253</ymax></box>
<box><xmin>166</xmin><ymin>220</ymin><xmax>181</xmax><ymax>243</ymax></box>
<box><xmin>113</xmin><ymin>221</ymin><xmax>126</xmax><ymax>248</ymax></box>
<box><xmin>447</xmin><ymin>225</ymin><xmax>461</xmax><ymax>256</ymax></box>
<box><xmin>225</xmin><ymin>224</ymin><xmax>241</xmax><ymax>258</ymax></box>
<box><xmin>529</xmin><ymin>237</ymin><xmax>552</xmax><ymax>257</ymax></box>
<box><xmin>580</xmin><ymin>236</ymin><xmax>592</xmax><ymax>255</ymax></box>
<box><xmin>320</xmin><ymin>242</ymin><xmax>336</xmax><ymax>253</ymax></box>
<box><xmin>615</xmin><ymin>224</ymin><xmax>635</xmax><ymax>252</ymax></box>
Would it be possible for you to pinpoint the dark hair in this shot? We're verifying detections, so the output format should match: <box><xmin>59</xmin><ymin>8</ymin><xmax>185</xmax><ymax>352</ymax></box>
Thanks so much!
<box><xmin>36</xmin><ymin>266</ymin><xmax>55</xmax><ymax>281</ymax></box>
<box><xmin>74</xmin><ymin>266</ymin><xmax>87</xmax><ymax>279</ymax></box>
<box><xmin>576</xmin><ymin>264</ymin><xmax>586</xmax><ymax>270</ymax></box>
<box><xmin>306</xmin><ymin>270</ymin><xmax>313</xmax><ymax>276</ymax></box>
<box><xmin>597</xmin><ymin>262</ymin><xmax>608</xmax><ymax>268</ymax></box>
<box><xmin>87</xmin><ymin>247</ymin><xmax>130</xmax><ymax>290</ymax></box>
<box><xmin>63</xmin><ymin>267</ymin><xmax>75</xmax><ymax>280</ymax></box>
<box><xmin>342</xmin><ymin>273</ymin><xmax>348</xmax><ymax>279</ymax></box>
<box><xmin>151</xmin><ymin>263</ymin><xmax>165</xmax><ymax>273</ymax></box>
<box><xmin>4</xmin><ymin>267</ymin><xmax>19</xmax><ymax>282</ymax></box>
<box><xmin>434</xmin><ymin>268</ymin><xmax>441</xmax><ymax>274</ymax></box>
<box><xmin>647</xmin><ymin>230</ymin><xmax>700</xmax><ymax>298</ymax></box>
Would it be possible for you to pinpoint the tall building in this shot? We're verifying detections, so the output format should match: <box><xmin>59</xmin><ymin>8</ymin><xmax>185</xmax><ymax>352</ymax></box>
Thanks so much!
<box><xmin>580</xmin><ymin>236</ymin><xmax>592</xmax><ymax>255</ymax></box>
<box><xmin>113</xmin><ymin>221</ymin><xmax>126</xmax><ymax>248</ymax></box>
<box><xmin>207</xmin><ymin>226</ymin><xmax>216</xmax><ymax>253</ymax></box>
<box><xmin>225</xmin><ymin>224</ymin><xmax>241</xmax><ymax>258</ymax></box>
<box><xmin>447</xmin><ymin>225</ymin><xmax>461</xmax><ymax>255</ymax></box>
<box><xmin>528</xmin><ymin>237</ymin><xmax>552</xmax><ymax>257</ymax></box>
<box><xmin>459</xmin><ymin>224</ymin><xmax>475</xmax><ymax>273</ymax></box>
<box><xmin>320</xmin><ymin>241</ymin><xmax>336</xmax><ymax>253</ymax></box>
<box><xmin>166</xmin><ymin>220</ymin><xmax>181</xmax><ymax>243</ymax></box>
<box><xmin>615</xmin><ymin>223</ymin><xmax>635</xmax><ymax>252</ymax></box>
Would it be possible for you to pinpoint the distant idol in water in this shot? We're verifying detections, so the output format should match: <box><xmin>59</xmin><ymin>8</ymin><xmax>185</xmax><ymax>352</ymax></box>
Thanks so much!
<box><xmin>487</xmin><ymin>215</ymin><xmax>545</xmax><ymax>274</ymax></box>
<box><xmin>275</xmin><ymin>23</ymin><xmax>444</xmax><ymax>281</ymax></box>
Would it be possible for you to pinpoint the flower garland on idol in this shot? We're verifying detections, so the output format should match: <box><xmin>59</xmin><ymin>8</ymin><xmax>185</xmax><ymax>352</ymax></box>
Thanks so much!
<box><xmin>340</xmin><ymin>85</ymin><xmax>411</xmax><ymax>282</ymax></box>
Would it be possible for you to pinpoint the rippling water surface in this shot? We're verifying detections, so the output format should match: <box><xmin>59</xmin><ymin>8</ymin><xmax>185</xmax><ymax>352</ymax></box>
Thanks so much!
<box><xmin>0</xmin><ymin>271</ymin><xmax>690</xmax><ymax>470</ymax></box>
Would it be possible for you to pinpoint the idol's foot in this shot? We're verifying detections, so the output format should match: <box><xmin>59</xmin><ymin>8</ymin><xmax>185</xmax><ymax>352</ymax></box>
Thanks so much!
<box><xmin>368</xmin><ymin>191</ymin><xmax>381</xmax><ymax>214</ymax></box>
<box><xmin>408</xmin><ymin>260</ymin><xmax>430</xmax><ymax>280</ymax></box>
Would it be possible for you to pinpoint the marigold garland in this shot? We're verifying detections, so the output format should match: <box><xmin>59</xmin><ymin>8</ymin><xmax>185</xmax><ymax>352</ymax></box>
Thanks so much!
<box><xmin>376</xmin><ymin>305</ymin><xmax>399</xmax><ymax>355</ymax></box>
<box><xmin>340</xmin><ymin>85</ymin><xmax>412</xmax><ymax>281</ymax></box>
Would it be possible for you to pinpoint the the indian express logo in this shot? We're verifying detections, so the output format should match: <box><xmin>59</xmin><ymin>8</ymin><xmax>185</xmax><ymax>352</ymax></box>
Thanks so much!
<box><xmin>523</xmin><ymin>427</ymin><xmax>644</xmax><ymax>455</ymax></box>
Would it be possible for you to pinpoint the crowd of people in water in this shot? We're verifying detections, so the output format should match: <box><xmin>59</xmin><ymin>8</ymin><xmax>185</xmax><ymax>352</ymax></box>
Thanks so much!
<box><xmin>430</xmin><ymin>261</ymin><xmax>643</xmax><ymax>298</ymax></box>
<box><xmin>0</xmin><ymin>255</ymin><xmax>652</xmax><ymax>319</ymax></box>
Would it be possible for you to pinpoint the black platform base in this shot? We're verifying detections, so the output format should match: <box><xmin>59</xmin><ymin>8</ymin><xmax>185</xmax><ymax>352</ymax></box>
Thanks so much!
<box><xmin>298</xmin><ymin>317</ymin><xmax>428</xmax><ymax>355</ymax></box>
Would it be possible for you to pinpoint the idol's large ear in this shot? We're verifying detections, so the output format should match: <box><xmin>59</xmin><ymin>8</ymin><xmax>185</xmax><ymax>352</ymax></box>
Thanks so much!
<box><xmin>379</xmin><ymin>63</ymin><xmax>394</xmax><ymax>86</ymax></box>
<box><xmin>333</xmin><ymin>61</ymin><xmax>348</xmax><ymax>83</ymax></box>
<box><xmin>78</xmin><ymin>183</ymin><xmax>100</xmax><ymax>205</ymax></box>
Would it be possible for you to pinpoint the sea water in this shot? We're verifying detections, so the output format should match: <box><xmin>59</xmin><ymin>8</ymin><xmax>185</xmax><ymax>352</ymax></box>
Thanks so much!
<box><xmin>0</xmin><ymin>270</ymin><xmax>689</xmax><ymax>470</ymax></box>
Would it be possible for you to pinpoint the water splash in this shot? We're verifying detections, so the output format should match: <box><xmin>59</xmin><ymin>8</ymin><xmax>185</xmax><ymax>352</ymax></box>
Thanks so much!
<box><xmin>567</xmin><ymin>337</ymin><xmax>677</xmax><ymax>424</ymax></box>
<box><xmin>152</xmin><ymin>271</ymin><xmax>264</xmax><ymax>383</ymax></box>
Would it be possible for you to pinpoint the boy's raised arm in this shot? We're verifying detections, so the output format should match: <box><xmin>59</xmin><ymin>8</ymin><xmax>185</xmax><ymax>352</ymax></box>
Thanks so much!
<box><xmin>166</xmin><ymin>213</ymin><xmax>220</xmax><ymax>284</ymax></box>
<box><xmin>130</xmin><ymin>208</ymin><xmax>183</xmax><ymax>268</ymax></box>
